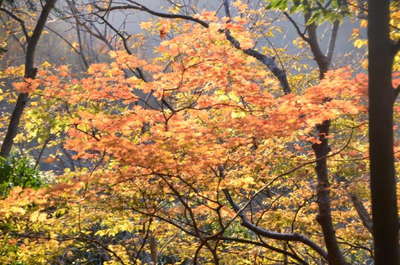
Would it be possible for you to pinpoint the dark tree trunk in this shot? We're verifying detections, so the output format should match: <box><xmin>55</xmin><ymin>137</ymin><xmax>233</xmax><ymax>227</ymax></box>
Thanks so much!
<box><xmin>0</xmin><ymin>0</ymin><xmax>57</xmax><ymax>158</ymax></box>
<box><xmin>368</xmin><ymin>1</ymin><xmax>399</xmax><ymax>264</ymax></box>
<box><xmin>306</xmin><ymin>17</ymin><xmax>347</xmax><ymax>265</ymax></box>
<box><xmin>312</xmin><ymin>120</ymin><xmax>347</xmax><ymax>265</ymax></box>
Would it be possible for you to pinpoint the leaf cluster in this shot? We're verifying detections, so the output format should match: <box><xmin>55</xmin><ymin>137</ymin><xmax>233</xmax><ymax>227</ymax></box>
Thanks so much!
<box><xmin>0</xmin><ymin>155</ymin><xmax>43</xmax><ymax>197</ymax></box>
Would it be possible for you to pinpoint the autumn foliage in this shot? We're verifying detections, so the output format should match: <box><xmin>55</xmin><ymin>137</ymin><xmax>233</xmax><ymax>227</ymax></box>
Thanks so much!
<box><xmin>0</xmin><ymin>1</ymin><xmax>399</xmax><ymax>264</ymax></box>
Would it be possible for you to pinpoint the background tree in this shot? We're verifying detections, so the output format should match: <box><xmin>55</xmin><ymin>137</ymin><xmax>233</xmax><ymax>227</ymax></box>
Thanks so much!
<box><xmin>0</xmin><ymin>0</ymin><xmax>57</xmax><ymax>157</ymax></box>
<box><xmin>368</xmin><ymin>0</ymin><xmax>399</xmax><ymax>264</ymax></box>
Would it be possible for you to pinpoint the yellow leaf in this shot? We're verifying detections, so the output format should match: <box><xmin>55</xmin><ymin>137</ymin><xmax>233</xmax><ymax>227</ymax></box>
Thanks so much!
<box><xmin>30</xmin><ymin>211</ymin><xmax>47</xmax><ymax>222</ymax></box>
<box><xmin>354</xmin><ymin>39</ymin><xmax>367</xmax><ymax>49</ymax></box>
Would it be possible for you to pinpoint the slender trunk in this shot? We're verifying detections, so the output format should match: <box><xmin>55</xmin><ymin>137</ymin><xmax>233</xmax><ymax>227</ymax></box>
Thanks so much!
<box><xmin>312</xmin><ymin>120</ymin><xmax>347</xmax><ymax>265</ymax></box>
<box><xmin>0</xmin><ymin>0</ymin><xmax>57</xmax><ymax>158</ymax></box>
<box><xmin>307</xmin><ymin>17</ymin><xmax>347</xmax><ymax>265</ymax></box>
<box><xmin>368</xmin><ymin>1</ymin><xmax>399</xmax><ymax>264</ymax></box>
<box><xmin>149</xmin><ymin>236</ymin><xmax>158</xmax><ymax>265</ymax></box>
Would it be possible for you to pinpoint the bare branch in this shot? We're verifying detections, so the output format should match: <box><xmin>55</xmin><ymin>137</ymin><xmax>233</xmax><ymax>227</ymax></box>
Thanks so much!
<box><xmin>44</xmin><ymin>25</ymin><xmax>89</xmax><ymax>69</ymax></box>
<box><xmin>348</xmin><ymin>193</ymin><xmax>373</xmax><ymax>233</ymax></box>
<box><xmin>326</xmin><ymin>20</ymin><xmax>340</xmax><ymax>66</ymax></box>
<box><xmin>223</xmin><ymin>0</ymin><xmax>232</xmax><ymax>20</ymax></box>
<box><xmin>283</xmin><ymin>12</ymin><xmax>310</xmax><ymax>43</ymax></box>
<box><xmin>95</xmin><ymin>2</ymin><xmax>209</xmax><ymax>27</ymax></box>
<box><xmin>220</xmin><ymin>236</ymin><xmax>309</xmax><ymax>265</ymax></box>
<box><xmin>223</xmin><ymin>189</ymin><xmax>328</xmax><ymax>260</ymax></box>
<box><xmin>0</xmin><ymin>7</ymin><xmax>29</xmax><ymax>39</ymax></box>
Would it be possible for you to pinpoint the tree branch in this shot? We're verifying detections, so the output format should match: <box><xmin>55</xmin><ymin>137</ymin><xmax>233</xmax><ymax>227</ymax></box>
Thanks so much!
<box><xmin>326</xmin><ymin>20</ymin><xmax>340</xmax><ymax>65</ymax></box>
<box><xmin>95</xmin><ymin>2</ymin><xmax>209</xmax><ymax>27</ymax></box>
<box><xmin>223</xmin><ymin>189</ymin><xmax>328</xmax><ymax>260</ymax></box>
<box><xmin>44</xmin><ymin>25</ymin><xmax>89</xmax><ymax>69</ymax></box>
<box><xmin>220</xmin><ymin>236</ymin><xmax>309</xmax><ymax>265</ymax></box>
<box><xmin>0</xmin><ymin>7</ymin><xmax>29</xmax><ymax>40</ymax></box>
<box><xmin>283</xmin><ymin>12</ymin><xmax>310</xmax><ymax>43</ymax></box>
<box><xmin>95</xmin><ymin>1</ymin><xmax>291</xmax><ymax>93</ymax></box>
<box><xmin>348</xmin><ymin>192</ymin><xmax>373</xmax><ymax>234</ymax></box>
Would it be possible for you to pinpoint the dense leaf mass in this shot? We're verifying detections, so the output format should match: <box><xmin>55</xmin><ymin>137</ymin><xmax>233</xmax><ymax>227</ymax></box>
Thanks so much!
<box><xmin>0</xmin><ymin>0</ymin><xmax>399</xmax><ymax>264</ymax></box>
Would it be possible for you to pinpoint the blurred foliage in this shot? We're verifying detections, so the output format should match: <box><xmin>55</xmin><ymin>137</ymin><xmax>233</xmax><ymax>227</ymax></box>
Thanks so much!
<box><xmin>0</xmin><ymin>155</ymin><xmax>43</xmax><ymax>197</ymax></box>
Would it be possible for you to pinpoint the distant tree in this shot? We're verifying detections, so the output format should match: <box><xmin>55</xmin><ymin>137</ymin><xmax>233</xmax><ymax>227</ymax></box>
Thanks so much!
<box><xmin>0</xmin><ymin>0</ymin><xmax>57</xmax><ymax>158</ymax></box>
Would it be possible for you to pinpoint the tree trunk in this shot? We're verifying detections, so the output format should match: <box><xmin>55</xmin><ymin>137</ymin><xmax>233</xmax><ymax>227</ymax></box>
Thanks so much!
<box><xmin>312</xmin><ymin>121</ymin><xmax>348</xmax><ymax>265</ymax></box>
<box><xmin>307</xmin><ymin>17</ymin><xmax>347</xmax><ymax>265</ymax></box>
<box><xmin>0</xmin><ymin>0</ymin><xmax>57</xmax><ymax>158</ymax></box>
<box><xmin>368</xmin><ymin>1</ymin><xmax>399</xmax><ymax>264</ymax></box>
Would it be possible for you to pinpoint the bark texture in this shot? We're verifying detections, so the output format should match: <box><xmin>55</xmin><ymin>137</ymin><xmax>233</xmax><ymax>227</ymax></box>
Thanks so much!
<box><xmin>368</xmin><ymin>1</ymin><xmax>399</xmax><ymax>264</ymax></box>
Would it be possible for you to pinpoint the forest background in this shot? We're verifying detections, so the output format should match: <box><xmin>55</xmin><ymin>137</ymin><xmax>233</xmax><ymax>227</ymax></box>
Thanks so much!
<box><xmin>0</xmin><ymin>0</ymin><xmax>398</xmax><ymax>265</ymax></box>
